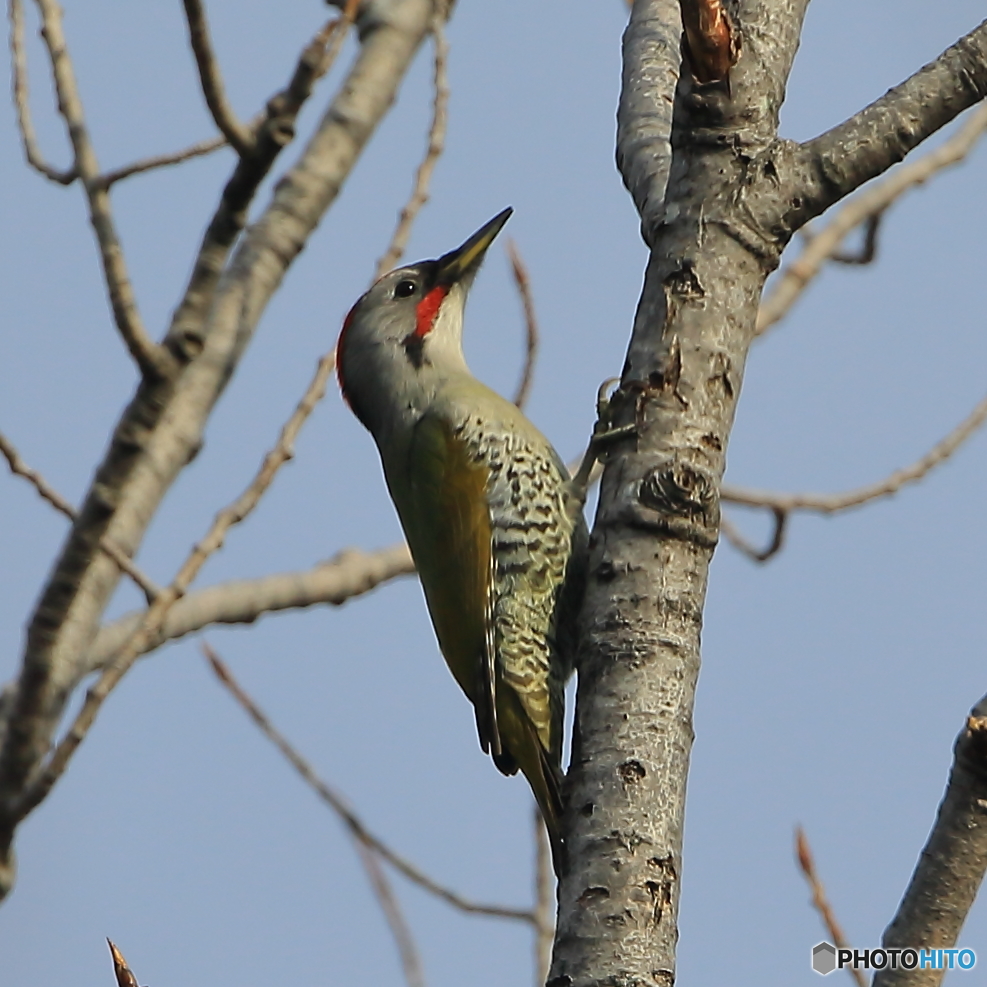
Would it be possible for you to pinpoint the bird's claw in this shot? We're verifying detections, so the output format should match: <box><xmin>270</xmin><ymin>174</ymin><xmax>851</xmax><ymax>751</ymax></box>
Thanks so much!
<box><xmin>591</xmin><ymin>377</ymin><xmax>638</xmax><ymax>451</ymax></box>
<box><xmin>569</xmin><ymin>378</ymin><xmax>638</xmax><ymax>509</ymax></box>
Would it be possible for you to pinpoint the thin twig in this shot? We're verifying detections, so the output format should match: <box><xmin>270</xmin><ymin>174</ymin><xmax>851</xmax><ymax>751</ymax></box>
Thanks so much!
<box><xmin>722</xmin><ymin>388</ymin><xmax>987</xmax><ymax>515</ymax></box>
<box><xmin>204</xmin><ymin>646</ymin><xmax>536</xmax><ymax>925</ymax></box>
<box><xmin>374</xmin><ymin>0</ymin><xmax>450</xmax><ymax>278</ymax></box>
<box><xmin>93</xmin><ymin>133</ymin><xmax>228</xmax><ymax>189</ymax></box>
<box><xmin>533</xmin><ymin>807</ymin><xmax>554</xmax><ymax>987</ymax></box>
<box><xmin>106</xmin><ymin>939</ymin><xmax>141</xmax><ymax>987</ymax></box>
<box><xmin>829</xmin><ymin>212</ymin><xmax>882</xmax><ymax>265</ymax></box>
<box><xmin>32</xmin><ymin>0</ymin><xmax>170</xmax><ymax>378</ymax></box>
<box><xmin>507</xmin><ymin>240</ymin><xmax>540</xmax><ymax>411</ymax></box>
<box><xmin>8</xmin><ymin>0</ymin><xmax>74</xmax><ymax>183</ymax></box>
<box><xmin>0</xmin><ymin>430</ymin><xmax>161</xmax><ymax>602</ymax></box>
<box><xmin>316</xmin><ymin>0</ymin><xmax>362</xmax><ymax>80</ymax></box>
<box><xmin>719</xmin><ymin>508</ymin><xmax>787</xmax><ymax>563</ymax></box>
<box><xmin>181</xmin><ymin>0</ymin><xmax>252</xmax><ymax>155</ymax></box>
<box><xmin>796</xmin><ymin>828</ymin><xmax>867</xmax><ymax>987</ymax></box>
<box><xmin>757</xmin><ymin>102</ymin><xmax>987</xmax><ymax>336</ymax></box>
<box><xmin>162</xmin><ymin>14</ymin><xmax>347</xmax><ymax>367</ymax></box>
<box><xmin>206</xmin><ymin>647</ymin><xmax>426</xmax><ymax>987</ymax></box>
<box><xmin>13</xmin><ymin>352</ymin><xmax>337</xmax><ymax>822</ymax></box>
<box><xmin>352</xmin><ymin>837</ymin><xmax>427</xmax><ymax>987</ymax></box>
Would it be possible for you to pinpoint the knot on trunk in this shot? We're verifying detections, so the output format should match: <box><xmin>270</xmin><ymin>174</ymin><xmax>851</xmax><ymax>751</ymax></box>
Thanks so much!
<box><xmin>640</xmin><ymin>460</ymin><xmax>717</xmax><ymax>522</ymax></box>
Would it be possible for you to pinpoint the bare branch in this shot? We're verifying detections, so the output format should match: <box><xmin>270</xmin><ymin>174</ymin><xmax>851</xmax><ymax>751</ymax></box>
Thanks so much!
<box><xmin>180</xmin><ymin>0</ymin><xmax>253</xmax><ymax>155</ymax></box>
<box><xmin>722</xmin><ymin>389</ymin><xmax>987</xmax><ymax>515</ymax></box>
<box><xmin>796</xmin><ymin>828</ymin><xmax>867</xmax><ymax>987</ymax></box>
<box><xmin>0</xmin><ymin>430</ymin><xmax>160</xmax><ymax>602</ymax></box>
<box><xmin>615</xmin><ymin>0</ymin><xmax>680</xmax><ymax>240</ymax></box>
<box><xmin>679</xmin><ymin>0</ymin><xmax>739</xmax><ymax>85</ymax></box>
<box><xmin>11</xmin><ymin>352</ymin><xmax>336</xmax><ymax>827</ymax></box>
<box><xmin>719</xmin><ymin>507</ymin><xmax>787</xmax><ymax>563</ymax></box>
<box><xmin>374</xmin><ymin>1</ymin><xmax>450</xmax><ymax>278</ymax></box>
<box><xmin>353</xmin><ymin>838</ymin><xmax>427</xmax><ymax>987</ymax></box>
<box><xmin>85</xmin><ymin>545</ymin><xmax>414</xmax><ymax>672</ymax></box>
<box><xmin>161</xmin><ymin>12</ymin><xmax>351</xmax><ymax>367</ymax></box>
<box><xmin>316</xmin><ymin>0</ymin><xmax>362</xmax><ymax>79</ymax></box>
<box><xmin>93</xmin><ymin>133</ymin><xmax>228</xmax><ymax>189</ymax></box>
<box><xmin>8</xmin><ymin>0</ymin><xmax>74</xmax><ymax>183</ymax></box>
<box><xmin>214</xmin><ymin>620</ymin><xmax>430</xmax><ymax>987</ymax></box>
<box><xmin>0</xmin><ymin>0</ymin><xmax>436</xmax><ymax>902</ymax></box>
<box><xmin>874</xmin><ymin>695</ymin><xmax>987</xmax><ymax>987</ymax></box>
<box><xmin>758</xmin><ymin>103</ymin><xmax>987</xmax><ymax>335</ymax></box>
<box><xmin>106</xmin><ymin>939</ymin><xmax>141</xmax><ymax>987</ymax></box>
<box><xmin>782</xmin><ymin>20</ymin><xmax>987</xmax><ymax>233</ymax></box>
<box><xmin>204</xmin><ymin>647</ymin><xmax>535</xmax><ymax>925</ymax></box>
<box><xmin>31</xmin><ymin>0</ymin><xmax>171</xmax><ymax>378</ymax></box>
<box><xmin>507</xmin><ymin>240</ymin><xmax>539</xmax><ymax>410</ymax></box>
<box><xmin>615</xmin><ymin>0</ymin><xmax>681</xmax><ymax>244</ymax></box>
<box><xmin>533</xmin><ymin>808</ymin><xmax>554</xmax><ymax>987</ymax></box>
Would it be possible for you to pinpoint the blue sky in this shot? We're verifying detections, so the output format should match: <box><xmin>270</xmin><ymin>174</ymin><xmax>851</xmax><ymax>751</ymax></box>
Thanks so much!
<box><xmin>1</xmin><ymin>2</ymin><xmax>986</xmax><ymax>985</ymax></box>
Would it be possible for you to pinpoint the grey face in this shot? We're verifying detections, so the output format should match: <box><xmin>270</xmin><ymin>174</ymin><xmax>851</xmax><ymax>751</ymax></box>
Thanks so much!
<box><xmin>344</xmin><ymin>261</ymin><xmax>439</xmax><ymax>347</ymax></box>
<box><xmin>336</xmin><ymin>260</ymin><xmax>459</xmax><ymax>435</ymax></box>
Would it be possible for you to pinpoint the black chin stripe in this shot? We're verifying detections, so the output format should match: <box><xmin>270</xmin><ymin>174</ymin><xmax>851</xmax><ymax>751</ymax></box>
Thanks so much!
<box><xmin>402</xmin><ymin>333</ymin><xmax>426</xmax><ymax>369</ymax></box>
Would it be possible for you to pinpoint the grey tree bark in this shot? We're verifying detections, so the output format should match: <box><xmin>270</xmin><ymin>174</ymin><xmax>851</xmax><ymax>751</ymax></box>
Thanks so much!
<box><xmin>550</xmin><ymin>4</ymin><xmax>987</xmax><ymax>985</ymax></box>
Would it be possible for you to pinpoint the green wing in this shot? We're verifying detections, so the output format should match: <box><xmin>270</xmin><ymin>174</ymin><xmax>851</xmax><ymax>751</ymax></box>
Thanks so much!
<box><xmin>391</xmin><ymin>410</ymin><xmax>571</xmax><ymax>875</ymax></box>
<box><xmin>398</xmin><ymin>414</ymin><xmax>501</xmax><ymax>757</ymax></box>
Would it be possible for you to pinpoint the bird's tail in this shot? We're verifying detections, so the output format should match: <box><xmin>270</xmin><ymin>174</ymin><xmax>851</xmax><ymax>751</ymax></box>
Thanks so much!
<box><xmin>532</xmin><ymin>741</ymin><xmax>568</xmax><ymax>878</ymax></box>
<box><xmin>497</xmin><ymin>720</ymin><xmax>567</xmax><ymax>876</ymax></box>
<box><xmin>490</xmin><ymin>690</ymin><xmax>568</xmax><ymax>876</ymax></box>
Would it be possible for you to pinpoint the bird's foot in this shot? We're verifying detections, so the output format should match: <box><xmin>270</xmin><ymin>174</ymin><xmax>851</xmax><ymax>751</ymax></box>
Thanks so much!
<box><xmin>569</xmin><ymin>378</ymin><xmax>638</xmax><ymax>509</ymax></box>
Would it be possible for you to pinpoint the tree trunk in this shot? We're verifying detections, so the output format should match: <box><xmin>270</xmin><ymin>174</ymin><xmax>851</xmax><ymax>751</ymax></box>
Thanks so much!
<box><xmin>550</xmin><ymin>2</ymin><xmax>987</xmax><ymax>984</ymax></box>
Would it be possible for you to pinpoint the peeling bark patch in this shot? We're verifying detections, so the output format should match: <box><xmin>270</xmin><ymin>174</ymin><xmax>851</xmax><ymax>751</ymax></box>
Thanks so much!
<box><xmin>963</xmin><ymin>713</ymin><xmax>987</xmax><ymax>780</ymax></box>
<box><xmin>577</xmin><ymin>886</ymin><xmax>611</xmax><ymax>905</ymax></box>
<box><xmin>618</xmin><ymin>759</ymin><xmax>647</xmax><ymax>786</ymax></box>
<box><xmin>701</xmin><ymin>432</ymin><xmax>722</xmax><ymax>451</ymax></box>
<box><xmin>645</xmin><ymin>880</ymin><xmax>672</xmax><ymax>925</ymax></box>
<box><xmin>707</xmin><ymin>351</ymin><xmax>734</xmax><ymax>399</ymax></box>
<box><xmin>653</xmin><ymin>334</ymin><xmax>682</xmax><ymax>395</ymax></box>
<box><xmin>651</xmin><ymin>970</ymin><xmax>674</xmax><ymax>986</ymax></box>
<box><xmin>681</xmin><ymin>0</ymin><xmax>740</xmax><ymax>86</ymax></box>
<box><xmin>619</xmin><ymin>337</ymin><xmax>687</xmax><ymax>423</ymax></box>
<box><xmin>663</xmin><ymin>263</ymin><xmax>705</xmax><ymax>301</ymax></box>
<box><xmin>646</xmin><ymin>855</ymin><xmax>677</xmax><ymax>926</ymax></box>
<box><xmin>639</xmin><ymin>462</ymin><xmax>716</xmax><ymax>519</ymax></box>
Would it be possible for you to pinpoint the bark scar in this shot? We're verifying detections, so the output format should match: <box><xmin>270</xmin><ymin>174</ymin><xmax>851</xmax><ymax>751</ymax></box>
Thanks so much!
<box><xmin>639</xmin><ymin>460</ymin><xmax>717</xmax><ymax>521</ymax></box>
<box><xmin>646</xmin><ymin>855</ymin><xmax>677</xmax><ymax>926</ymax></box>
<box><xmin>680</xmin><ymin>0</ymin><xmax>741</xmax><ymax>87</ymax></box>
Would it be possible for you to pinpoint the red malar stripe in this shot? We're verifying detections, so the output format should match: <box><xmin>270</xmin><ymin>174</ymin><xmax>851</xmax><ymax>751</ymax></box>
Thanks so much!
<box><xmin>414</xmin><ymin>285</ymin><xmax>449</xmax><ymax>338</ymax></box>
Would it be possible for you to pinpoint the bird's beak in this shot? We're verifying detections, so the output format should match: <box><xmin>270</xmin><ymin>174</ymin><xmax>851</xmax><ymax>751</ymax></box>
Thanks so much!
<box><xmin>435</xmin><ymin>207</ymin><xmax>513</xmax><ymax>285</ymax></box>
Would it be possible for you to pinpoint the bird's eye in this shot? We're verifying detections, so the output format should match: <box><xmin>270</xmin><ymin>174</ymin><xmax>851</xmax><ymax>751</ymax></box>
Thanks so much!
<box><xmin>394</xmin><ymin>279</ymin><xmax>417</xmax><ymax>298</ymax></box>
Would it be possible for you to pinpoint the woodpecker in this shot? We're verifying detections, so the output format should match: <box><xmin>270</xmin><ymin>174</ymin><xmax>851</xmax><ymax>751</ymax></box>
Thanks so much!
<box><xmin>336</xmin><ymin>209</ymin><xmax>586</xmax><ymax>873</ymax></box>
